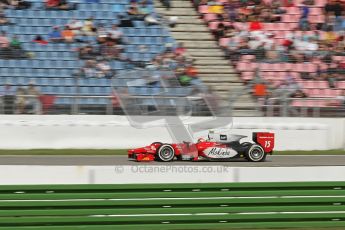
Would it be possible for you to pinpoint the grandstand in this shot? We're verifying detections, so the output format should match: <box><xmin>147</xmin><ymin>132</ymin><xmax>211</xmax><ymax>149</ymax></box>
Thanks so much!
<box><xmin>0</xmin><ymin>0</ymin><xmax>344</xmax><ymax>116</ymax></box>
<box><xmin>195</xmin><ymin>0</ymin><xmax>345</xmax><ymax>116</ymax></box>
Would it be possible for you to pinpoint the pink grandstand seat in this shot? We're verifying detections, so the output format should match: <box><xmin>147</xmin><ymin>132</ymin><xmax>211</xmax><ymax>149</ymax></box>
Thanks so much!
<box><xmin>264</xmin><ymin>23</ymin><xmax>274</xmax><ymax>31</ymax></box>
<box><xmin>337</xmin><ymin>81</ymin><xmax>345</xmax><ymax>89</ymax></box>
<box><xmin>204</xmin><ymin>14</ymin><xmax>217</xmax><ymax>22</ymax></box>
<box><xmin>318</xmin><ymin>63</ymin><xmax>328</xmax><ymax>71</ymax></box>
<box><xmin>316</xmin><ymin>81</ymin><xmax>329</xmax><ymax>89</ymax></box>
<box><xmin>288</xmin><ymin>23</ymin><xmax>299</xmax><ymax>30</ymax></box>
<box><xmin>282</xmin><ymin>14</ymin><xmax>299</xmax><ymax>23</ymax></box>
<box><xmin>241</xmin><ymin>71</ymin><xmax>254</xmax><ymax>80</ymax></box>
<box><xmin>282</xmin><ymin>63</ymin><xmax>293</xmax><ymax>71</ymax></box>
<box><xmin>315</xmin><ymin>0</ymin><xmax>327</xmax><ymax>7</ymax></box>
<box><xmin>233</xmin><ymin>22</ymin><xmax>246</xmax><ymax>30</ymax></box>
<box><xmin>305</xmin><ymin>31</ymin><xmax>316</xmax><ymax>37</ymax></box>
<box><xmin>309</xmin><ymin>15</ymin><xmax>325</xmax><ymax>23</ymax></box>
<box><xmin>261</xmin><ymin>72</ymin><xmax>272</xmax><ymax>80</ymax></box>
<box><xmin>199</xmin><ymin>5</ymin><xmax>209</xmax><ymax>14</ymax></box>
<box><xmin>294</xmin><ymin>30</ymin><xmax>303</xmax><ymax>37</ymax></box>
<box><xmin>271</xmin><ymin>23</ymin><xmax>285</xmax><ymax>31</ymax></box>
<box><xmin>303</xmin><ymin>81</ymin><xmax>313</xmax><ymax>89</ymax></box>
<box><xmin>332</xmin><ymin>56</ymin><xmax>343</xmax><ymax>62</ymax></box>
<box><xmin>291</xmin><ymin>100</ymin><xmax>305</xmax><ymax>107</ymax></box>
<box><xmin>236</xmin><ymin>62</ymin><xmax>247</xmax><ymax>72</ymax></box>
<box><xmin>294</xmin><ymin>72</ymin><xmax>302</xmax><ymax>80</ymax></box>
<box><xmin>287</xmin><ymin>7</ymin><xmax>299</xmax><ymax>14</ymax></box>
<box><xmin>295</xmin><ymin>63</ymin><xmax>305</xmax><ymax>72</ymax></box>
<box><xmin>219</xmin><ymin>37</ymin><xmax>230</xmax><ymax>47</ymax></box>
<box><xmin>259</xmin><ymin>63</ymin><xmax>270</xmax><ymax>72</ymax></box>
<box><xmin>208</xmin><ymin>21</ymin><xmax>219</xmax><ymax>30</ymax></box>
<box><xmin>305</xmin><ymin>63</ymin><xmax>317</xmax><ymax>73</ymax></box>
<box><xmin>242</xmin><ymin>55</ymin><xmax>255</xmax><ymax>61</ymax></box>
<box><xmin>322</xmin><ymin>89</ymin><xmax>337</xmax><ymax>97</ymax></box>
<box><xmin>307</xmin><ymin>88</ymin><xmax>321</xmax><ymax>97</ymax></box>
<box><xmin>274</xmin><ymin>31</ymin><xmax>286</xmax><ymax>38</ymax></box>
<box><xmin>309</xmin><ymin>7</ymin><xmax>322</xmax><ymax>15</ymax></box>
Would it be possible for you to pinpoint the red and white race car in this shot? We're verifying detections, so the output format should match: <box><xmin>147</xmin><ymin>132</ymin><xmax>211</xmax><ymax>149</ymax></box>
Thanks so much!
<box><xmin>128</xmin><ymin>131</ymin><xmax>274</xmax><ymax>162</ymax></box>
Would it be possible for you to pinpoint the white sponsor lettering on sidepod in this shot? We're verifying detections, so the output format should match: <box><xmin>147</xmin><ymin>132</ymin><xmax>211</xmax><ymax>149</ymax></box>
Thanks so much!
<box><xmin>203</xmin><ymin>147</ymin><xmax>238</xmax><ymax>158</ymax></box>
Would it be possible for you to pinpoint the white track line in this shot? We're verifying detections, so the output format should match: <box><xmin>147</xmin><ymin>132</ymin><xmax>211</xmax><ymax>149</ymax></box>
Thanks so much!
<box><xmin>3</xmin><ymin>195</ymin><xmax>345</xmax><ymax>202</ymax></box>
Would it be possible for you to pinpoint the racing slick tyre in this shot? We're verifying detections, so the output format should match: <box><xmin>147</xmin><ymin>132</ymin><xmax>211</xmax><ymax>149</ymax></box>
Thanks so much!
<box><xmin>245</xmin><ymin>144</ymin><xmax>266</xmax><ymax>162</ymax></box>
<box><xmin>157</xmin><ymin>144</ymin><xmax>175</xmax><ymax>162</ymax></box>
<box><xmin>152</xmin><ymin>142</ymin><xmax>163</xmax><ymax>146</ymax></box>
<box><xmin>241</xmin><ymin>142</ymin><xmax>252</xmax><ymax>147</ymax></box>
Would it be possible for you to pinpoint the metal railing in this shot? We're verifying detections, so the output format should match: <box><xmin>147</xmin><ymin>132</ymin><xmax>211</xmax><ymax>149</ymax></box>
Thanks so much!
<box><xmin>1</xmin><ymin>182</ymin><xmax>345</xmax><ymax>229</ymax></box>
<box><xmin>0</xmin><ymin>94</ymin><xmax>343</xmax><ymax>117</ymax></box>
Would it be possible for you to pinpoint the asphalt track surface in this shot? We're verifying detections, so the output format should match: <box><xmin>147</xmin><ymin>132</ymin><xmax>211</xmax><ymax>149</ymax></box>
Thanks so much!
<box><xmin>0</xmin><ymin>155</ymin><xmax>344</xmax><ymax>166</ymax></box>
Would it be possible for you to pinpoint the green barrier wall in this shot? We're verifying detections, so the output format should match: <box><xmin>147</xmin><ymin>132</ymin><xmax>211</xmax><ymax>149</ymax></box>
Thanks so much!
<box><xmin>0</xmin><ymin>182</ymin><xmax>344</xmax><ymax>229</ymax></box>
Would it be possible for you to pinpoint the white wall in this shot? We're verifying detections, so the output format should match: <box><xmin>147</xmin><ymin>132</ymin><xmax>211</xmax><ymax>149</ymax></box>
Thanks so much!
<box><xmin>0</xmin><ymin>115</ymin><xmax>344</xmax><ymax>150</ymax></box>
<box><xmin>1</xmin><ymin>165</ymin><xmax>345</xmax><ymax>184</ymax></box>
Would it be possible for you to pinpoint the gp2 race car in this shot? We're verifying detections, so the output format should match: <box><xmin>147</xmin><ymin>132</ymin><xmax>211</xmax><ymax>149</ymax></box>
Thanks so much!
<box><xmin>128</xmin><ymin>131</ymin><xmax>274</xmax><ymax>162</ymax></box>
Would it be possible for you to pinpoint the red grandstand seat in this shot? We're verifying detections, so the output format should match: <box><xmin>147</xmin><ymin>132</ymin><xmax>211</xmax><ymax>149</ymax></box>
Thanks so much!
<box><xmin>199</xmin><ymin>5</ymin><xmax>209</xmax><ymax>14</ymax></box>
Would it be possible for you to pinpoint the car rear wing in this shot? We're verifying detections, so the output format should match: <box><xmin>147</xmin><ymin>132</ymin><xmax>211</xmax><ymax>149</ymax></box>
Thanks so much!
<box><xmin>253</xmin><ymin>132</ymin><xmax>275</xmax><ymax>153</ymax></box>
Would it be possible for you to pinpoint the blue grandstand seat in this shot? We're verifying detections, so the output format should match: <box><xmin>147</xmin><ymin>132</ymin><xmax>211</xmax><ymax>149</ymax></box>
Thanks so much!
<box><xmin>0</xmin><ymin>0</ymin><xmax>179</xmax><ymax>108</ymax></box>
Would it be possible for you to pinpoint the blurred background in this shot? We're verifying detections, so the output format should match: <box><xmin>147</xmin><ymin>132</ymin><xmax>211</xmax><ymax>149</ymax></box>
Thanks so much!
<box><xmin>0</xmin><ymin>0</ymin><xmax>343</xmax><ymax>117</ymax></box>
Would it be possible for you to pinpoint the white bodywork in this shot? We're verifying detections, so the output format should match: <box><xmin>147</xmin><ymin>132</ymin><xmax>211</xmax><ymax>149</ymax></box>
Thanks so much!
<box><xmin>203</xmin><ymin>147</ymin><xmax>238</xmax><ymax>159</ymax></box>
<box><xmin>208</xmin><ymin>131</ymin><xmax>247</xmax><ymax>143</ymax></box>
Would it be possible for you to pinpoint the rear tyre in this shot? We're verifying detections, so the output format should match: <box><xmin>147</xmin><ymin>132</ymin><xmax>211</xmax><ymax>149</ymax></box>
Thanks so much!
<box><xmin>157</xmin><ymin>144</ymin><xmax>175</xmax><ymax>162</ymax></box>
<box><xmin>241</xmin><ymin>142</ymin><xmax>252</xmax><ymax>147</ymax></box>
<box><xmin>152</xmin><ymin>142</ymin><xmax>163</xmax><ymax>146</ymax></box>
<box><xmin>245</xmin><ymin>144</ymin><xmax>266</xmax><ymax>162</ymax></box>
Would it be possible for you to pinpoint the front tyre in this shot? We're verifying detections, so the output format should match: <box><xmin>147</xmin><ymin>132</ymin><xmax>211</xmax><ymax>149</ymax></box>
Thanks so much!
<box><xmin>245</xmin><ymin>144</ymin><xmax>266</xmax><ymax>162</ymax></box>
<box><xmin>157</xmin><ymin>144</ymin><xmax>175</xmax><ymax>162</ymax></box>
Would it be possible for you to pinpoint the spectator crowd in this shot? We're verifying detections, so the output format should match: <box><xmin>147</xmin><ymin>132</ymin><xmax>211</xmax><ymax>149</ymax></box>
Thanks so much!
<box><xmin>195</xmin><ymin>0</ymin><xmax>345</xmax><ymax>105</ymax></box>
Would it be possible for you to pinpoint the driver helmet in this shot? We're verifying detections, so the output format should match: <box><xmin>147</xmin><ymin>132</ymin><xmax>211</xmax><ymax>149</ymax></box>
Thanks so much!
<box><xmin>198</xmin><ymin>138</ymin><xmax>206</xmax><ymax>143</ymax></box>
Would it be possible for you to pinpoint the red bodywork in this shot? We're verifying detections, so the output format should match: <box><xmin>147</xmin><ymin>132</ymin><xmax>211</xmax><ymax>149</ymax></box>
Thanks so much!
<box><xmin>128</xmin><ymin>132</ymin><xmax>275</xmax><ymax>162</ymax></box>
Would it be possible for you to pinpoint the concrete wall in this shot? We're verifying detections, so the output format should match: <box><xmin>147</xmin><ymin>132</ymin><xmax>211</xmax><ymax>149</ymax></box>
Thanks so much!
<box><xmin>0</xmin><ymin>115</ymin><xmax>344</xmax><ymax>150</ymax></box>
